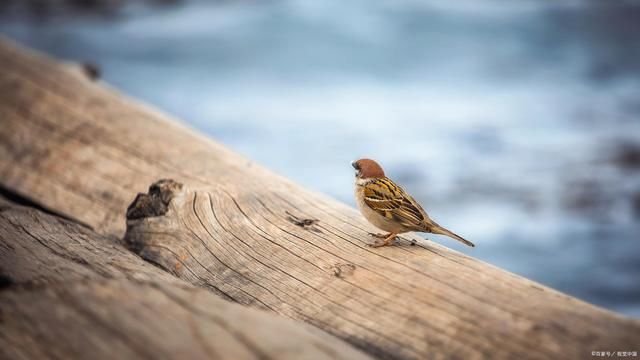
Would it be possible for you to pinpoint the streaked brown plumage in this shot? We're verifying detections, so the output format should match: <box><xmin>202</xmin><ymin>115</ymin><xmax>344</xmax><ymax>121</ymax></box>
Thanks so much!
<box><xmin>352</xmin><ymin>158</ymin><xmax>474</xmax><ymax>248</ymax></box>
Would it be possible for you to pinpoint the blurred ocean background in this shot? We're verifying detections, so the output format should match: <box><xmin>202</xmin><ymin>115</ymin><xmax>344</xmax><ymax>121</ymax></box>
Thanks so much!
<box><xmin>1</xmin><ymin>0</ymin><xmax>639</xmax><ymax>317</ymax></box>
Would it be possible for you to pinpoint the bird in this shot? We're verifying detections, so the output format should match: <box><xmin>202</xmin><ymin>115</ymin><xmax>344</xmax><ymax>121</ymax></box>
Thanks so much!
<box><xmin>352</xmin><ymin>158</ymin><xmax>475</xmax><ymax>248</ymax></box>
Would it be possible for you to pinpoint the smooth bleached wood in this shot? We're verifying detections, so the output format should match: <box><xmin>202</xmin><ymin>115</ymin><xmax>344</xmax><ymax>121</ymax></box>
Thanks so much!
<box><xmin>0</xmin><ymin>197</ymin><xmax>372</xmax><ymax>360</ymax></box>
<box><xmin>0</xmin><ymin>37</ymin><xmax>638</xmax><ymax>359</ymax></box>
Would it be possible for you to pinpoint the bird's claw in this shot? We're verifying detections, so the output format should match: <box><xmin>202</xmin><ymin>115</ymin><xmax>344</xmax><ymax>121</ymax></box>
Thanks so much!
<box><xmin>367</xmin><ymin>235</ymin><xmax>397</xmax><ymax>248</ymax></box>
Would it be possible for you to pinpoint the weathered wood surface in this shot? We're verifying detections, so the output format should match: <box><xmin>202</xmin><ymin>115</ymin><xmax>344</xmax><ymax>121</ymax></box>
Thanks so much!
<box><xmin>0</xmin><ymin>37</ymin><xmax>639</xmax><ymax>359</ymax></box>
<box><xmin>0</xmin><ymin>197</ymin><xmax>372</xmax><ymax>360</ymax></box>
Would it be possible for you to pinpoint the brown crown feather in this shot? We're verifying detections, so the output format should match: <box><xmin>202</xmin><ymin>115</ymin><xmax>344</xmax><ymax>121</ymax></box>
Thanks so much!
<box><xmin>355</xmin><ymin>159</ymin><xmax>385</xmax><ymax>179</ymax></box>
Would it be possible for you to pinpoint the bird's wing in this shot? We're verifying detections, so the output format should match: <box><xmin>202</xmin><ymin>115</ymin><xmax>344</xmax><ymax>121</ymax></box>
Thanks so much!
<box><xmin>363</xmin><ymin>178</ymin><xmax>426</xmax><ymax>229</ymax></box>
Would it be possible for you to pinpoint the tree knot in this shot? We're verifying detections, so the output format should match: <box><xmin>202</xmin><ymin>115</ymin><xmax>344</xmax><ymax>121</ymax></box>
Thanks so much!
<box><xmin>126</xmin><ymin>179</ymin><xmax>184</xmax><ymax>220</ymax></box>
<box><xmin>332</xmin><ymin>263</ymin><xmax>356</xmax><ymax>278</ymax></box>
<box><xmin>285</xmin><ymin>211</ymin><xmax>320</xmax><ymax>232</ymax></box>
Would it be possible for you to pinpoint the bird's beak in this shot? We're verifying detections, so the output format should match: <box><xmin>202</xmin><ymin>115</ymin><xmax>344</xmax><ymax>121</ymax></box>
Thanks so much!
<box><xmin>351</xmin><ymin>160</ymin><xmax>357</xmax><ymax>169</ymax></box>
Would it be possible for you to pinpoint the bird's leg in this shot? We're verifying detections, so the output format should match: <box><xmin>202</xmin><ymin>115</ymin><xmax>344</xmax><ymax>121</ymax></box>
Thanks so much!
<box><xmin>369</xmin><ymin>233</ymin><xmax>398</xmax><ymax>248</ymax></box>
<box><xmin>368</xmin><ymin>232</ymin><xmax>387</xmax><ymax>238</ymax></box>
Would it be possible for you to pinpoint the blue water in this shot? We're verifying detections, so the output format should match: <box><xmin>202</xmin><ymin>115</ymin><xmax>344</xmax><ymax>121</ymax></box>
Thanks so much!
<box><xmin>2</xmin><ymin>0</ymin><xmax>639</xmax><ymax>317</ymax></box>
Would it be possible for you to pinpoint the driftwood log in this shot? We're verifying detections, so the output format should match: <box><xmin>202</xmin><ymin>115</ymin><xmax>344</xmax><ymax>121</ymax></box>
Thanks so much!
<box><xmin>0</xmin><ymin>196</ymin><xmax>372</xmax><ymax>360</ymax></box>
<box><xmin>0</xmin><ymin>37</ymin><xmax>639</xmax><ymax>359</ymax></box>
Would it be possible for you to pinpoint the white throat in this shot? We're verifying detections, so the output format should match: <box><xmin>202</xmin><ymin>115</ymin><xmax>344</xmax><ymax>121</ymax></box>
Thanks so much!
<box><xmin>355</xmin><ymin>177</ymin><xmax>374</xmax><ymax>187</ymax></box>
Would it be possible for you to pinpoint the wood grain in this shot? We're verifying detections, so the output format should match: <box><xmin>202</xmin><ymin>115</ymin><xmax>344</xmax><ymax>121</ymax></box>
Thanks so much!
<box><xmin>0</xmin><ymin>37</ymin><xmax>638</xmax><ymax>359</ymax></box>
<box><xmin>0</xmin><ymin>197</ymin><xmax>372</xmax><ymax>360</ymax></box>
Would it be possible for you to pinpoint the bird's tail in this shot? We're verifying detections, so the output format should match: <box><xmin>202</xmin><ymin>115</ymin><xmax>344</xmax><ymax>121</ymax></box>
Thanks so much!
<box><xmin>428</xmin><ymin>224</ymin><xmax>475</xmax><ymax>247</ymax></box>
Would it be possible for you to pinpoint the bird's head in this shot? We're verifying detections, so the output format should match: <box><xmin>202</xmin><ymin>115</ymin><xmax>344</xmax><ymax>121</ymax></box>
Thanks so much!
<box><xmin>351</xmin><ymin>158</ymin><xmax>385</xmax><ymax>179</ymax></box>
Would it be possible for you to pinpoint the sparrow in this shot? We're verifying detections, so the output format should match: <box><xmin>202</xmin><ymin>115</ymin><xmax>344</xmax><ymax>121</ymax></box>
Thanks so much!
<box><xmin>352</xmin><ymin>158</ymin><xmax>475</xmax><ymax>248</ymax></box>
